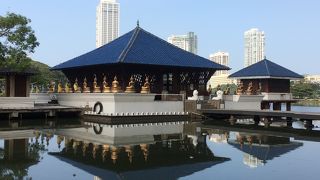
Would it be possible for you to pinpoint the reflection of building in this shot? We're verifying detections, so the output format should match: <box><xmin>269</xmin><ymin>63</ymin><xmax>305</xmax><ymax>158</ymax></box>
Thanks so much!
<box><xmin>244</xmin><ymin>28</ymin><xmax>265</xmax><ymax>67</ymax></box>
<box><xmin>50</xmin><ymin>121</ymin><xmax>228</xmax><ymax>179</ymax></box>
<box><xmin>228</xmin><ymin>133</ymin><xmax>303</xmax><ymax>168</ymax></box>
<box><xmin>168</xmin><ymin>32</ymin><xmax>198</xmax><ymax>54</ymax></box>
<box><xmin>0</xmin><ymin>130</ymin><xmax>40</xmax><ymax>179</ymax></box>
<box><xmin>96</xmin><ymin>0</ymin><xmax>120</xmax><ymax>47</ymax></box>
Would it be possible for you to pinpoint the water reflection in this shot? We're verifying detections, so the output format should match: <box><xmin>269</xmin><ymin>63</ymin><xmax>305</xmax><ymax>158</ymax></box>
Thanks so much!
<box><xmin>0</xmin><ymin>119</ymin><xmax>318</xmax><ymax>179</ymax></box>
<box><xmin>50</xmin><ymin>121</ymin><xmax>228</xmax><ymax>179</ymax></box>
<box><xmin>0</xmin><ymin>130</ymin><xmax>46</xmax><ymax>179</ymax></box>
<box><xmin>228</xmin><ymin>133</ymin><xmax>303</xmax><ymax>168</ymax></box>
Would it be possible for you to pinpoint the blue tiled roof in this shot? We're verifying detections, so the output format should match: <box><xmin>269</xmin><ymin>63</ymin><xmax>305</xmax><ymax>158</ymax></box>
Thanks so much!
<box><xmin>52</xmin><ymin>26</ymin><xmax>230</xmax><ymax>70</ymax></box>
<box><xmin>229</xmin><ymin>59</ymin><xmax>303</xmax><ymax>79</ymax></box>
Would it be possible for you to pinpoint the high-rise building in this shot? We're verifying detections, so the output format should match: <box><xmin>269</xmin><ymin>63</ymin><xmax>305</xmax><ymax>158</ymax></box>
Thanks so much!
<box><xmin>208</xmin><ymin>51</ymin><xmax>233</xmax><ymax>88</ymax></box>
<box><xmin>96</xmin><ymin>0</ymin><xmax>120</xmax><ymax>48</ymax></box>
<box><xmin>209</xmin><ymin>51</ymin><xmax>229</xmax><ymax>76</ymax></box>
<box><xmin>167</xmin><ymin>32</ymin><xmax>197</xmax><ymax>54</ymax></box>
<box><xmin>244</xmin><ymin>28</ymin><xmax>265</xmax><ymax>67</ymax></box>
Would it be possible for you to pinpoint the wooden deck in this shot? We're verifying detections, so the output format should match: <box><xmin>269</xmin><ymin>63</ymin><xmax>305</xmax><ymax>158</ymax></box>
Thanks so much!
<box><xmin>0</xmin><ymin>105</ymin><xmax>83</xmax><ymax>120</ymax></box>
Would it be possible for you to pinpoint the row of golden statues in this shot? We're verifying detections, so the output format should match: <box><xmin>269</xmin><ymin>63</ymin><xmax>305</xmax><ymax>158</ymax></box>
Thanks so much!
<box><xmin>236</xmin><ymin>81</ymin><xmax>262</xmax><ymax>95</ymax></box>
<box><xmin>48</xmin><ymin>75</ymin><xmax>151</xmax><ymax>94</ymax></box>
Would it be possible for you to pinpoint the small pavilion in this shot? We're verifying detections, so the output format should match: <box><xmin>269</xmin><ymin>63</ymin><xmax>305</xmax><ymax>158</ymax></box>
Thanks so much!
<box><xmin>0</xmin><ymin>68</ymin><xmax>34</xmax><ymax>97</ymax></box>
<box><xmin>229</xmin><ymin>59</ymin><xmax>303</xmax><ymax>111</ymax></box>
<box><xmin>52</xmin><ymin>25</ymin><xmax>229</xmax><ymax>96</ymax></box>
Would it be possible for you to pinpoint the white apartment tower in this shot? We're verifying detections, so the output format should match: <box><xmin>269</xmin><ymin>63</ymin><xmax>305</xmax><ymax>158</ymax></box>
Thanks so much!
<box><xmin>244</xmin><ymin>28</ymin><xmax>265</xmax><ymax>67</ymax></box>
<box><xmin>96</xmin><ymin>0</ymin><xmax>120</xmax><ymax>48</ymax></box>
<box><xmin>209</xmin><ymin>51</ymin><xmax>229</xmax><ymax>76</ymax></box>
<box><xmin>168</xmin><ymin>32</ymin><xmax>197</xmax><ymax>54</ymax></box>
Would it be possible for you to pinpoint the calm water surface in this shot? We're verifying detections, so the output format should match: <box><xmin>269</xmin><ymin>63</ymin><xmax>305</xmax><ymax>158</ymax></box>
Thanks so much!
<box><xmin>0</xmin><ymin>106</ymin><xmax>320</xmax><ymax>180</ymax></box>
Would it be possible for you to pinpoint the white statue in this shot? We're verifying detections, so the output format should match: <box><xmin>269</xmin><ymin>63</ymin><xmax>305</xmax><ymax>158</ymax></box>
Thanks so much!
<box><xmin>212</xmin><ymin>89</ymin><xmax>223</xmax><ymax>100</ymax></box>
<box><xmin>188</xmin><ymin>90</ymin><xmax>199</xmax><ymax>100</ymax></box>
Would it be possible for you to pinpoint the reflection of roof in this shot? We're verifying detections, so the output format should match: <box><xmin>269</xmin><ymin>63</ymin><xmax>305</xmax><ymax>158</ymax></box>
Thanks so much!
<box><xmin>228</xmin><ymin>140</ymin><xmax>303</xmax><ymax>161</ymax></box>
<box><xmin>52</xmin><ymin>26</ymin><xmax>229</xmax><ymax>71</ymax></box>
<box><xmin>229</xmin><ymin>59</ymin><xmax>303</xmax><ymax>79</ymax></box>
<box><xmin>51</xmin><ymin>154</ymin><xmax>228</xmax><ymax>179</ymax></box>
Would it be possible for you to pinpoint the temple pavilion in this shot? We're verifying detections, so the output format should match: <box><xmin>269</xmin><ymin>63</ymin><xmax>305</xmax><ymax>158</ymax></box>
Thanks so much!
<box><xmin>229</xmin><ymin>58</ymin><xmax>303</xmax><ymax>110</ymax></box>
<box><xmin>52</xmin><ymin>25</ymin><xmax>229</xmax><ymax>96</ymax></box>
<box><xmin>0</xmin><ymin>68</ymin><xmax>34</xmax><ymax>97</ymax></box>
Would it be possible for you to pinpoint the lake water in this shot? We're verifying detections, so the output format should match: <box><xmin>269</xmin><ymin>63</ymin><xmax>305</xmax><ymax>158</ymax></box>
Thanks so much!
<box><xmin>1</xmin><ymin>106</ymin><xmax>320</xmax><ymax>180</ymax></box>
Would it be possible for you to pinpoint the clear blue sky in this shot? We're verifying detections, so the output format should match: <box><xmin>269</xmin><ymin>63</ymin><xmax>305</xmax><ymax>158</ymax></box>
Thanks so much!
<box><xmin>1</xmin><ymin>0</ymin><xmax>319</xmax><ymax>74</ymax></box>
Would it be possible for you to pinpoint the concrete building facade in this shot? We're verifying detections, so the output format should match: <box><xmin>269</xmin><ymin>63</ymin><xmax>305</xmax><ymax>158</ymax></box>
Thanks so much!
<box><xmin>96</xmin><ymin>0</ymin><xmax>120</xmax><ymax>47</ymax></box>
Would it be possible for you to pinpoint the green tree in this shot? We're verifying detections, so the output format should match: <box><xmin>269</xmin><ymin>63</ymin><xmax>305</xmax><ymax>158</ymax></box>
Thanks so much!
<box><xmin>291</xmin><ymin>81</ymin><xmax>320</xmax><ymax>99</ymax></box>
<box><xmin>0</xmin><ymin>12</ymin><xmax>39</xmax><ymax>70</ymax></box>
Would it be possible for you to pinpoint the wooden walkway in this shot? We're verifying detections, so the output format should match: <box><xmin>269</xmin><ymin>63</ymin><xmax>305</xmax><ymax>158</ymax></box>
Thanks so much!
<box><xmin>0</xmin><ymin>105</ymin><xmax>83</xmax><ymax>120</ymax></box>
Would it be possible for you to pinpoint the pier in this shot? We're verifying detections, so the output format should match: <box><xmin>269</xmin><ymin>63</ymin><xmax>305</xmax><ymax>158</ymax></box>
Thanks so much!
<box><xmin>199</xmin><ymin>109</ymin><xmax>320</xmax><ymax>128</ymax></box>
<box><xmin>0</xmin><ymin>105</ymin><xmax>83</xmax><ymax>120</ymax></box>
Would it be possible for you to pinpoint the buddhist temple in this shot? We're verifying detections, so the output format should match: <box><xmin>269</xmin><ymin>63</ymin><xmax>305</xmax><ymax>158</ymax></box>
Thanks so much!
<box><xmin>52</xmin><ymin>25</ymin><xmax>229</xmax><ymax>96</ymax></box>
<box><xmin>229</xmin><ymin>59</ymin><xmax>303</xmax><ymax>110</ymax></box>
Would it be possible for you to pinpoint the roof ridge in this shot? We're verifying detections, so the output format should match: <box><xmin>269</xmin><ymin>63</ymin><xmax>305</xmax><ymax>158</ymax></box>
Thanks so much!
<box><xmin>118</xmin><ymin>27</ymin><xmax>141</xmax><ymax>63</ymax></box>
<box><xmin>264</xmin><ymin>59</ymin><xmax>271</xmax><ymax>76</ymax></box>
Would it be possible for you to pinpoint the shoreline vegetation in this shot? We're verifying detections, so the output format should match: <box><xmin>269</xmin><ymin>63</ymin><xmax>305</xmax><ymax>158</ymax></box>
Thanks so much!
<box><xmin>293</xmin><ymin>99</ymin><xmax>320</xmax><ymax>107</ymax></box>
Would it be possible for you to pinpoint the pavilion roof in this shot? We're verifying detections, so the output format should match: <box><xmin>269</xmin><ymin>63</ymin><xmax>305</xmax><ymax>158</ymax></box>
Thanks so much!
<box><xmin>229</xmin><ymin>59</ymin><xmax>303</xmax><ymax>80</ymax></box>
<box><xmin>52</xmin><ymin>26</ymin><xmax>230</xmax><ymax>71</ymax></box>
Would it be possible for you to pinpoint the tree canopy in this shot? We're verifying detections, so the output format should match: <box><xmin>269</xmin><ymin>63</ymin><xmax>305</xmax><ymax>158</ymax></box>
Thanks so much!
<box><xmin>0</xmin><ymin>12</ymin><xmax>39</xmax><ymax>70</ymax></box>
<box><xmin>291</xmin><ymin>81</ymin><xmax>320</xmax><ymax>99</ymax></box>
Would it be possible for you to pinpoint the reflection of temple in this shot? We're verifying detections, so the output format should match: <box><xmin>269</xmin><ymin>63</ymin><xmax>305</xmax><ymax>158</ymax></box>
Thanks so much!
<box><xmin>0</xmin><ymin>130</ymin><xmax>43</xmax><ymax>179</ymax></box>
<box><xmin>50</xmin><ymin>121</ymin><xmax>229</xmax><ymax>179</ymax></box>
<box><xmin>228</xmin><ymin>133</ymin><xmax>303</xmax><ymax>168</ymax></box>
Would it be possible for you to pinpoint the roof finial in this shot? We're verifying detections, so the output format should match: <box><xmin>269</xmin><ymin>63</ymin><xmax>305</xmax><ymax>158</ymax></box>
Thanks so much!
<box><xmin>264</xmin><ymin>55</ymin><xmax>267</xmax><ymax>59</ymax></box>
<box><xmin>137</xmin><ymin>20</ymin><xmax>140</xmax><ymax>27</ymax></box>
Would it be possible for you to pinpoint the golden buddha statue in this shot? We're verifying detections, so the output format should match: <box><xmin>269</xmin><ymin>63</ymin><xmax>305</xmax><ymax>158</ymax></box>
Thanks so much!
<box><xmin>111</xmin><ymin>76</ymin><xmax>121</xmax><ymax>93</ymax></box>
<box><xmin>57</xmin><ymin>82</ymin><xmax>64</xmax><ymax>93</ymax></box>
<box><xmin>256</xmin><ymin>82</ymin><xmax>262</xmax><ymax>94</ymax></box>
<box><xmin>82</xmin><ymin>77</ymin><xmax>91</xmax><ymax>93</ymax></box>
<box><xmin>73</xmin><ymin>78</ymin><xmax>81</xmax><ymax>93</ymax></box>
<box><xmin>48</xmin><ymin>81</ymin><xmax>55</xmax><ymax>93</ymax></box>
<box><xmin>236</xmin><ymin>81</ymin><xmax>244</xmax><ymax>95</ymax></box>
<box><xmin>140</xmin><ymin>144</ymin><xmax>149</xmax><ymax>161</ymax></box>
<box><xmin>65</xmin><ymin>82</ymin><xmax>72</xmax><ymax>93</ymax></box>
<box><xmin>141</xmin><ymin>76</ymin><xmax>151</xmax><ymax>94</ymax></box>
<box><xmin>93</xmin><ymin>75</ymin><xmax>101</xmax><ymax>93</ymax></box>
<box><xmin>224</xmin><ymin>84</ymin><xmax>230</xmax><ymax>95</ymax></box>
<box><xmin>111</xmin><ymin>146</ymin><xmax>118</xmax><ymax>164</ymax></box>
<box><xmin>125</xmin><ymin>76</ymin><xmax>136</xmax><ymax>93</ymax></box>
<box><xmin>246</xmin><ymin>81</ymin><xmax>254</xmax><ymax>95</ymax></box>
<box><xmin>217</xmin><ymin>84</ymin><xmax>221</xmax><ymax>91</ymax></box>
<box><xmin>102</xmin><ymin>75</ymin><xmax>111</xmax><ymax>93</ymax></box>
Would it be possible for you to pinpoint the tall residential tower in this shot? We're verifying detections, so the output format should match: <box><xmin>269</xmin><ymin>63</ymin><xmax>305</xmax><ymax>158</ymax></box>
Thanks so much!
<box><xmin>96</xmin><ymin>0</ymin><xmax>120</xmax><ymax>48</ymax></box>
<box><xmin>168</xmin><ymin>32</ymin><xmax>197</xmax><ymax>54</ymax></box>
<box><xmin>244</xmin><ymin>28</ymin><xmax>265</xmax><ymax>67</ymax></box>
